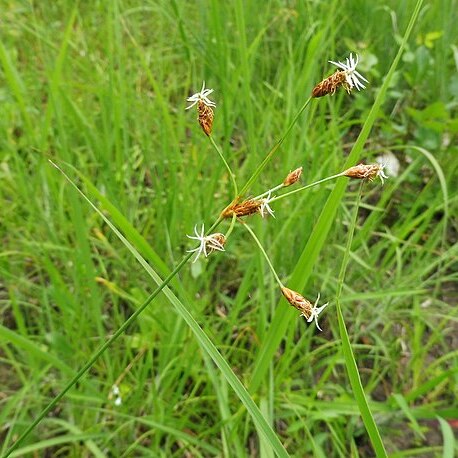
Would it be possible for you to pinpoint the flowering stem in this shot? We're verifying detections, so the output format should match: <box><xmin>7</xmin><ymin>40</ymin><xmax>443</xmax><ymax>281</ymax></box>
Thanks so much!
<box><xmin>3</xmin><ymin>239</ymin><xmax>198</xmax><ymax>457</ymax></box>
<box><xmin>206</xmin><ymin>215</ymin><xmax>224</xmax><ymax>235</ymax></box>
<box><xmin>253</xmin><ymin>183</ymin><xmax>285</xmax><ymax>200</ymax></box>
<box><xmin>334</xmin><ymin>183</ymin><xmax>388</xmax><ymax>457</ymax></box>
<box><xmin>225</xmin><ymin>213</ymin><xmax>237</xmax><ymax>239</ymax></box>
<box><xmin>269</xmin><ymin>172</ymin><xmax>344</xmax><ymax>203</ymax></box>
<box><xmin>243</xmin><ymin>223</ymin><xmax>284</xmax><ymax>289</ymax></box>
<box><xmin>337</xmin><ymin>183</ymin><xmax>363</xmax><ymax>295</ymax></box>
<box><xmin>239</xmin><ymin>96</ymin><xmax>312</xmax><ymax>197</ymax></box>
<box><xmin>5</xmin><ymin>160</ymin><xmax>228</xmax><ymax>458</ymax></box>
<box><xmin>208</xmin><ymin>135</ymin><xmax>238</xmax><ymax>198</ymax></box>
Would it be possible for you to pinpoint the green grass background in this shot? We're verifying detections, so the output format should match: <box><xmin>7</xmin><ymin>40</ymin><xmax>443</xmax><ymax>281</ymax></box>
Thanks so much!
<box><xmin>1</xmin><ymin>0</ymin><xmax>457</xmax><ymax>456</ymax></box>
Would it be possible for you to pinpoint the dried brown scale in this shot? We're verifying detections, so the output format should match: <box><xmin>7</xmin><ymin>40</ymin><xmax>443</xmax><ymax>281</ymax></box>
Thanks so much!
<box><xmin>281</xmin><ymin>287</ymin><xmax>312</xmax><ymax>319</ymax></box>
<box><xmin>283</xmin><ymin>166</ymin><xmax>303</xmax><ymax>186</ymax></box>
<box><xmin>343</xmin><ymin>163</ymin><xmax>382</xmax><ymax>181</ymax></box>
<box><xmin>198</xmin><ymin>100</ymin><xmax>214</xmax><ymax>136</ymax></box>
<box><xmin>221</xmin><ymin>198</ymin><xmax>262</xmax><ymax>219</ymax></box>
<box><xmin>312</xmin><ymin>70</ymin><xmax>349</xmax><ymax>98</ymax></box>
<box><xmin>207</xmin><ymin>233</ymin><xmax>226</xmax><ymax>254</ymax></box>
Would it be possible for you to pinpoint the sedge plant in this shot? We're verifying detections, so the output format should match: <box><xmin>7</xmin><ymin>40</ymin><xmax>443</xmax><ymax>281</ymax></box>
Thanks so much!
<box><xmin>2</xmin><ymin>4</ymin><xmax>425</xmax><ymax>452</ymax></box>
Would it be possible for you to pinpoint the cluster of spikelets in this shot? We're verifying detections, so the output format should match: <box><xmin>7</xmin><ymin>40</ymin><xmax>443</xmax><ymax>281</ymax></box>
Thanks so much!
<box><xmin>312</xmin><ymin>53</ymin><xmax>368</xmax><ymax>97</ymax></box>
<box><xmin>185</xmin><ymin>53</ymin><xmax>386</xmax><ymax>331</ymax></box>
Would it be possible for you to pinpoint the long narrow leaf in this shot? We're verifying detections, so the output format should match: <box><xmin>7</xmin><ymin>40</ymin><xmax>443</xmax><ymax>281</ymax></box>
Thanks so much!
<box><xmin>2</xmin><ymin>163</ymin><xmax>289</xmax><ymax>458</ymax></box>
<box><xmin>335</xmin><ymin>184</ymin><xmax>387</xmax><ymax>457</ymax></box>
<box><xmin>249</xmin><ymin>0</ymin><xmax>425</xmax><ymax>393</ymax></box>
<box><xmin>65</xmin><ymin>166</ymin><xmax>290</xmax><ymax>457</ymax></box>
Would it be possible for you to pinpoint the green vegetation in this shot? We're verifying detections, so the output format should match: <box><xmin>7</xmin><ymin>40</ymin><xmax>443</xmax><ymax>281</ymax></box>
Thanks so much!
<box><xmin>1</xmin><ymin>0</ymin><xmax>457</xmax><ymax>456</ymax></box>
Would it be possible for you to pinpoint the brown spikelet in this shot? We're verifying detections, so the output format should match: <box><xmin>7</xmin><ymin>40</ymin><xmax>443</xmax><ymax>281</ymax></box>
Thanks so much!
<box><xmin>281</xmin><ymin>287</ymin><xmax>312</xmax><ymax>318</ymax></box>
<box><xmin>283</xmin><ymin>167</ymin><xmax>303</xmax><ymax>186</ymax></box>
<box><xmin>207</xmin><ymin>233</ymin><xmax>226</xmax><ymax>254</ymax></box>
<box><xmin>312</xmin><ymin>70</ymin><xmax>348</xmax><ymax>98</ymax></box>
<box><xmin>198</xmin><ymin>100</ymin><xmax>214</xmax><ymax>136</ymax></box>
<box><xmin>342</xmin><ymin>163</ymin><xmax>382</xmax><ymax>181</ymax></box>
<box><xmin>221</xmin><ymin>198</ymin><xmax>262</xmax><ymax>219</ymax></box>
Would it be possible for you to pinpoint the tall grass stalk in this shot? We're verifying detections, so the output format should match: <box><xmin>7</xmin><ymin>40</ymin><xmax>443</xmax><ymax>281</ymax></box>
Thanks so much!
<box><xmin>335</xmin><ymin>183</ymin><xmax>388</xmax><ymax>457</ymax></box>
<box><xmin>1</xmin><ymin>162</ymin><xmax>289</xmax><ymax>458</ymax></box>
<box><xmin>249</xmin><ymin>0</ymin><xmax>425</xmax><ymax>393</ymax></box>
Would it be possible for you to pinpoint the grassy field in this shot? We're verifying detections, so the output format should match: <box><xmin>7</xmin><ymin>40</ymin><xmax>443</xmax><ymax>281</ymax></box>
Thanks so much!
<box><xmin>1</xmin><ymin>0</ymin><xmax>457</xmax><ymax>456</ymax></box>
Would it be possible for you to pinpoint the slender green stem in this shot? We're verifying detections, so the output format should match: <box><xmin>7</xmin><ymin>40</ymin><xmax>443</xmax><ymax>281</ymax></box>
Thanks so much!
<box><xmin>208</xmin><ymin>134</ymin><xmax>238</xmax><ymax>198</ymax></box>
<box><xmin>225</xmin><ymin>213</ymin><xmax>237</xmax><ymax>239</ymax></box>
<box><xmin>243</xmin><ymin>223</ymin><xmax>284</xmax><ymax>288</ymax></box>
<box><xmin>269</xmin><ymin>173</ymin><xmax>344</xmax><ymax>203</ymax></box>
<box><xmin>336</xmin><ymin>183</ymin><xmax>362</xmax><ymax>295</ymax></box>
<box><xmin>206</xmin><ymin>215</ymin><xmax>224</xmax><ymax>235</ymax></box>
<box><xmin>238</xmin><ymin>97</ymin><xmax>312</xmax><ymax>197</ymax></box>
<box><xmin>2</xmin><ymin>163</ymin><xmax>226</xmax><ymax>458</ymax></box>
<box><xmin>335</xmin><ymin>183</ymin><xmax>388</xmax><ymax>458</ymax></box>
<box><xmin>246</xmin><ymin>0</ymin><xmax>425</xmax><ymax>398</ymax></box>
<box><xmin>253</xmin><ymin>182</ymin><xmax>285</xmax><ymax>200</ymax></box>
<box><xmin>2</xmin><ymin>250</ymin><xmax>195</xmax><ymax>458</ymax></box>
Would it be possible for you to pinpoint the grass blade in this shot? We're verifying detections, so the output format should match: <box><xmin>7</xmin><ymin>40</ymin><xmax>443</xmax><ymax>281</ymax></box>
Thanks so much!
<box><xmin>437</xmin><ymin>416</ymin><xmax>455</xmax><ymax>458</ymax></box>
<box><xmin>249</xmin><ymin>0</ymin><xmax>425</xmax><ymax>393</ymax></box>
<box><xmin>0</xmin><ymin>325</ymin><xmax>74</xmax><ymax>376</ymax></box>
<box><xmin>1</xmin><ymin>162</ymin><xmax>290</xmax><ymax>458</ymax></box>
<box><xmin>335</xmin><ymin>184</ymin><xmax>387</xmax><ymax>457</ymax></box>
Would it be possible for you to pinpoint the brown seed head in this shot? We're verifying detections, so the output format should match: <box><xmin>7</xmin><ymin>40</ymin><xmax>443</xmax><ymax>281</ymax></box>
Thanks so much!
<box><xmin>221</xmin><ymin>198</ymin><xmax>262</xmax><ymax>219</ymax></box>
<box><xmin>207</xmin><ymin>233</ymin><xmax>226</xmax><ymax>254</ymax></box>
<box><xmin>198</xmin><ymin>100</ymin><xmax>214</xmax><ymax>136</ymax></box>
<box><xmin>312</xmin><ymin>71</ymin><xmax>348</xmax><ymax>98</ymax></box>
<box><xmin>342</xmin><ymin>163</ymin><xmax>384</xmax><ymax>181</ymax></box>
<box><xmin>283</xmin><ymin>167</ymin><xmax>303</xmax><ymax>186</ymax></box>
<box><xmin>281</xmin><ymin>287</ymin><xmax>312</xmax><ymax>319</ymax></box>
